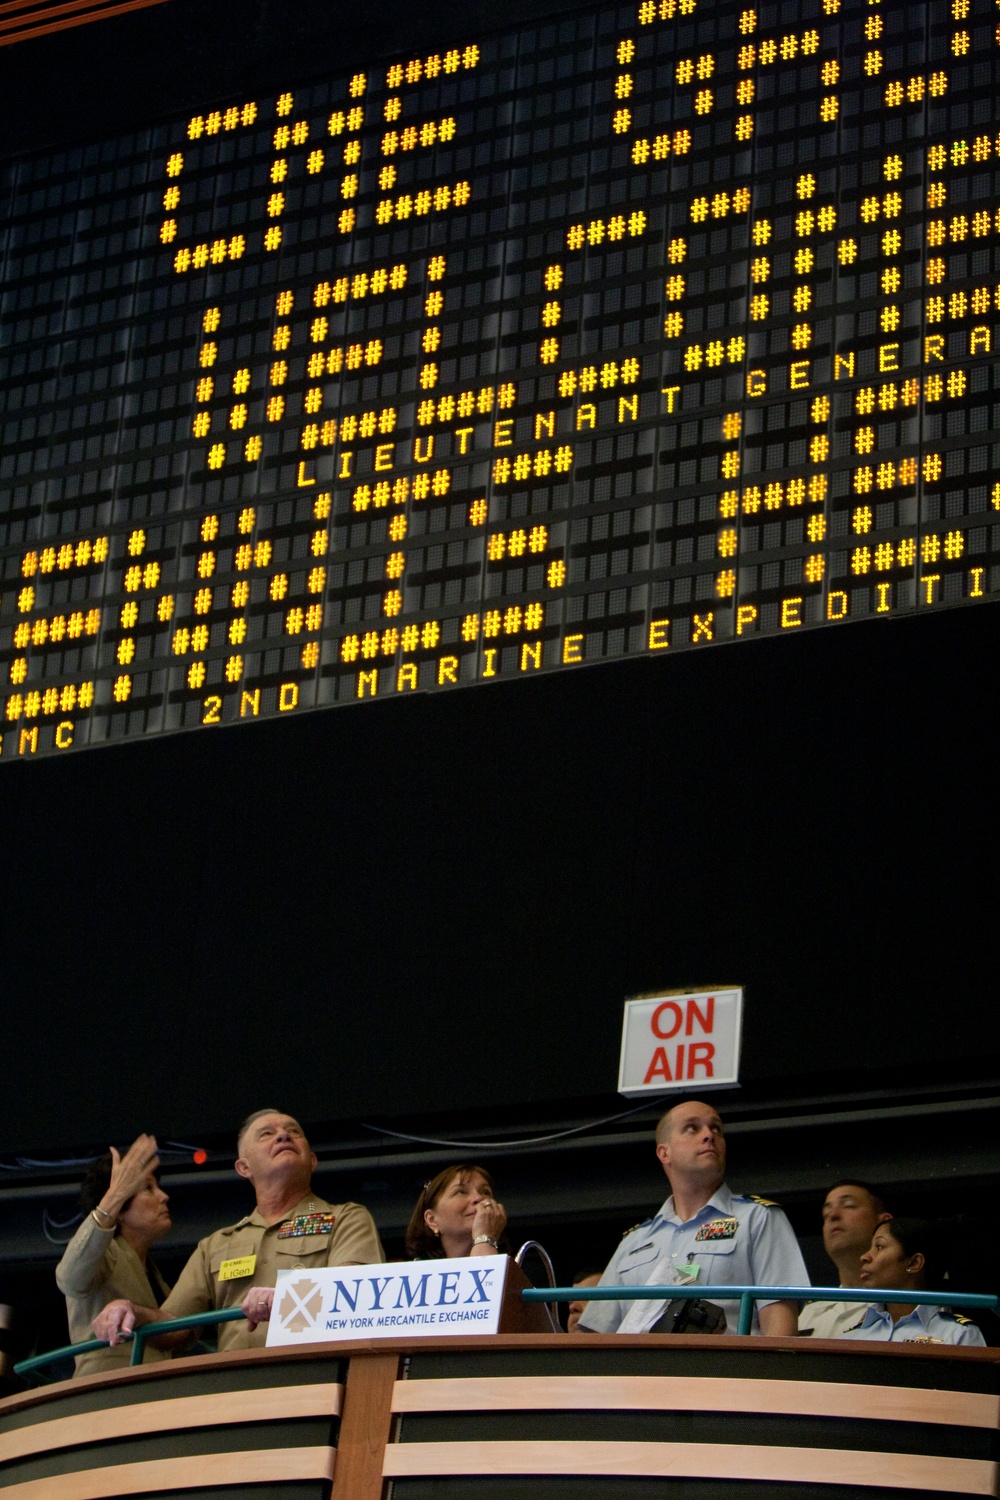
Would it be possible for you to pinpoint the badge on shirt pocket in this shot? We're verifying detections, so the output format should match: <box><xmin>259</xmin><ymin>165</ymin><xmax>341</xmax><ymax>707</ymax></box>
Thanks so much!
<box><xmin>218</xmin><ymin>1254</ymin><xmax>257</xmax><ymax>1281</ymax></box>
<box><xmin>695</xmin><ymin>1217</ymin><xmax>738</xmax><ymax>1242</ymax></box>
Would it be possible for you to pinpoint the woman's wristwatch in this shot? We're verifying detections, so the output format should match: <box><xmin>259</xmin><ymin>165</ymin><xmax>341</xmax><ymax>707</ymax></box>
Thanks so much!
<box><xmin>471</xmin><ymin>1234</ymin><xmax>499</xmax><ymax>1249</ymax></box>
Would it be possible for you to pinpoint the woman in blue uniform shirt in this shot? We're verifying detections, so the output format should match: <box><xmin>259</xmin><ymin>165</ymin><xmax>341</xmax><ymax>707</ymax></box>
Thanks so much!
<box><xmin>838</xmin><ymin>1217</ymin><xmax>985</xmax><ymax>1346</ymax></box>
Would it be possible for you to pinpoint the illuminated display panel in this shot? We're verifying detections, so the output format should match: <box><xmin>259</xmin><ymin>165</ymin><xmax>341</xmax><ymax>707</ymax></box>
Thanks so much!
<box><xmin>1</xmin><ymin>0</ymin><xmax>998</xmax><ymax>760</ymax></box>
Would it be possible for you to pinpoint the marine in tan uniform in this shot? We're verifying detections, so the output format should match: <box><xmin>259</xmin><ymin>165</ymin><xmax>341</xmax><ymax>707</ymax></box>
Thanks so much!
<box><xmin>93</xmin><ymin>1110</ymin><xmax>384</xmax><ymax>1354</ymax></box>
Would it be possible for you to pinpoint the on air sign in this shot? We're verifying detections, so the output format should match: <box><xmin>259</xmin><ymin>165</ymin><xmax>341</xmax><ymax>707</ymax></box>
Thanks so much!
<box><xmin>618</xmin><ymin>987</ymin><xmax>743</xmax><ymax>1098</ymax></box>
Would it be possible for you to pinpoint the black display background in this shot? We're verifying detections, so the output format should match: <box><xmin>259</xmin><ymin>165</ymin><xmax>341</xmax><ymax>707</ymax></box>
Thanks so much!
<box><xmin>2</xmin><ymin>595</ymin><xmax>997</xmax><ymax>1155</ymax></box>
<box><xmin>0</xmin><ymin>0</ymin><xmax>998</xmax><ymax>1156</ymax></box>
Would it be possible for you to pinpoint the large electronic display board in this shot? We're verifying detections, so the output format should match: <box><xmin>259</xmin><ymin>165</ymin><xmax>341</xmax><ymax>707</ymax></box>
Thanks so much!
<box><xmin>0</xmin><ymin>0</ymin><xmax>997</xmax><ymax>760</ymax></box>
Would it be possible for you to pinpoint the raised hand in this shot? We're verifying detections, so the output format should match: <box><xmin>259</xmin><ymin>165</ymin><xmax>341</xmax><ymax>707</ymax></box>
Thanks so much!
<box><xmin>96</xmin><ymin>1134</ymin><xmax>160</xmax><ymax>1223</ymax></box>
<box><xmin>470</xmin><ymin>1194</ymin><xmax>507</xmax><ymax>1246</ymax></box>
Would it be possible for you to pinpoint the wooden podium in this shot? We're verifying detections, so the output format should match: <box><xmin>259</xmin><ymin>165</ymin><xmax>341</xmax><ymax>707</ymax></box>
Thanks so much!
<box><xmin>0</xmin><ymin>1325</ymin><xmax>996</xmax><ymax>1499</ymax></box>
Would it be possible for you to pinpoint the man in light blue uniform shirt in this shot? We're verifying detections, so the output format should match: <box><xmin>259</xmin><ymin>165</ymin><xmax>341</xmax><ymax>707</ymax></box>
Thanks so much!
<box><xmin>839</xmin><ymin>1303</ymin><xmax>985</xmax><ymax>1345</ymax></box>
<box><xmin>578</xmin><ymin>1099</ymin><xmax>809</xmax><ymax>1336</ymax></box>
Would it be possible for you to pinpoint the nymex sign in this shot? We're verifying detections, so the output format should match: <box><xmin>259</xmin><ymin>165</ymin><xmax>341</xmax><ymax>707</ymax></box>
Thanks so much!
<box><xmin>266</xmin><ymin>1255</ymin><xmax>509</xmax><ymax>1346</ymax></box>
<box><xmin>617</xmin><ymin>987</ymin><xmax>743</xmax><ymax>1098</ymax></box>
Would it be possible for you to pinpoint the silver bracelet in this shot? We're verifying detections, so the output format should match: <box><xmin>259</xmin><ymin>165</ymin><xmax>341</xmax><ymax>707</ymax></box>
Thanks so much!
<box><xmin>472</xmin><ymin>1234</ymin><xmax>499</xmax><ymax>1249</ymax></box>
<box><xmin>92</xmin><ymin>1209</ymin><xmax>116</xmax><ymax>1229</ymax></box>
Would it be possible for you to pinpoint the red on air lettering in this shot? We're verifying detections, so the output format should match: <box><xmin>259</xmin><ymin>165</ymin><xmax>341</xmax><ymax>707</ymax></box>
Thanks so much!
<box><xmin>651</xmin><ymin>994</ymin><xmax>714</xmax><ymax>1038</ymax></box>
<box><xmin>643</xmin><ymin>1041</ymin><xmax>716</xmax><ymax>1084</ymax></box>
<box><xmin>644</xmin><ymin>995</ymin><xmax>716</xmax><ymax>1082</ymax></box>
<box><xmin>652</xmin><ymin>1001</ymin><xmax>683</xmax><ymax>1038</ymax></box>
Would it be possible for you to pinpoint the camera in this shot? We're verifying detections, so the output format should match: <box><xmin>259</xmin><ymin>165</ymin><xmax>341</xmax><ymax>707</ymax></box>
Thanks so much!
<box><xmin>650</xmin><ymin>1297</ymin><xmax>727</xmax><ymax>1334</ymax></box>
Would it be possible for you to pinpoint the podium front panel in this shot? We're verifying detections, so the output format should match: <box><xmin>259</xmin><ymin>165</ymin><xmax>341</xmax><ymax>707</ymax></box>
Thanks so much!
<box><xmin>386</xmin><ymin>1337</ymin><xmax>1000</xmax><ymax>1500</ymax></box>
<box><xmin>0</xmin><ymin>1351</ymin><xmax>345</xmax><ymax>1499</ymax></box>
<box><xmin>0</xmin><ymin>1336</ymin><xmax>997</xmax><ymax>1500</ymax></box>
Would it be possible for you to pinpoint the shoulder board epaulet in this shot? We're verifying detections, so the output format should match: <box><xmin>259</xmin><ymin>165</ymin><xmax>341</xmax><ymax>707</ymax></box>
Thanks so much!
<box><xmin>621</xmin><ymin>1217</ymin><xmax>654</xmax><ymax>1237</ymax></box>
<box><xmin>748</xmin><ymin>1194</ymin><xmax>780</xmax><ymax>1207</ymax></box>
<box><xmin>223</xmin><ymin>1216</ymin><xmax>254</xmax><ymax>1234</ymax></box>
<box><xmin>952</xmin><ymin>1313</ymin><xmax>974</xmax><ymax>1325</ymax></box>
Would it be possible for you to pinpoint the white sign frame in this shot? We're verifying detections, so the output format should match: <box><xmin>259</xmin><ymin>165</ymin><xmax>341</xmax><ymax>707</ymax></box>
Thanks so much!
<box><xmin>617</xmin><ymin>986</ymin><xmax>743</xmax><ymax>1098</ymax></box>
<box><xmin>265</xmin><ymin>1254</ymin><xmax>509</xmax><ymax>1346</ymax></box>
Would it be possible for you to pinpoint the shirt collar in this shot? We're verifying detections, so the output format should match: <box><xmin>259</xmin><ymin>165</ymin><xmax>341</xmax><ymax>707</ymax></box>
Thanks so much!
<box><xmin>909</xmin><ymin>1303</ymin><xmax>938</xmax><ymax>1332</ymax></box>
<box><xmin>246</xmin><ymin>1192</ymin><xmax>329</xmax><ymax>1229</ymax></box>
<box><xmin>657</xmin><ymin>1181</ymin><xmax>734</xmax><ymax>1226</ymax></box>
<box><xmin>856</xmin><ymin>1301</ymin><xmax>935</xmax><ymax>1331</ymax></box>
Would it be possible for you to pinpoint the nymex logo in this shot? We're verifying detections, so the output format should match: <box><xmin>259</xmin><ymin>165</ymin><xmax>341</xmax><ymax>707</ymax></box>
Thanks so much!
<box><xmin>274</xmin><ymin>1276</ymin><xmax>324</xmax><ymax>1332</ymax></box>
<box><xmin>323</xmin><ymin>1266</ymin><xmax>496</xmax><ymax>1321</ymax></box>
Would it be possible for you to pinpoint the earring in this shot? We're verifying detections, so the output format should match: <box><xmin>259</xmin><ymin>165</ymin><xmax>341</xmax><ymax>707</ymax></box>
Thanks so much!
<box><xmin>433</xmin><ymin>1228</ymin><xmax>440</xmax><ymax>1237</ymax></box>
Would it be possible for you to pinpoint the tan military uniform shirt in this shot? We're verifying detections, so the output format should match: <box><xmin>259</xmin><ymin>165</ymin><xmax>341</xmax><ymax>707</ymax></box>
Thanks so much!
<box><xmin>161</xmin><ymin>1194</ymin><xmax>383</xmax><ymax>1351</ymax></box>
<box><xmin>56</xmin><ymin>1215</ymin><xmax>172</xmax><ymax>1376</ymax></box>
<box><xmin>799</xmin><ymin>1298</ymin><xmax>868</xmax><ymax>1337</ymax></box>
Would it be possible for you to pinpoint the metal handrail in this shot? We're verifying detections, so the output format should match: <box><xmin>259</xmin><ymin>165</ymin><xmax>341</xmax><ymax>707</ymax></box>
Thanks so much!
<box><xmin>521</xmin><ymin>1282</ymin><xmax>1000</xmax><ymax>1336</ymax></box>
<box><xmin>14</xmin><ymin>1282</ymin><xmax>997</xmax><ymax>1380</ymax></box>
<box><xmin>14</xmin><ymin>1306</ymin><xmax>246</xmax><ymax>1380</ymax></box>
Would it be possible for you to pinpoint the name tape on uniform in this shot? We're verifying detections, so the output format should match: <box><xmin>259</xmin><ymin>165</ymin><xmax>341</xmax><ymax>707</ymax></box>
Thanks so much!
<box><xmin>218</xmin><ymin>1255</ymin><xmax>257</xmax><ymax>1281</ymax></box>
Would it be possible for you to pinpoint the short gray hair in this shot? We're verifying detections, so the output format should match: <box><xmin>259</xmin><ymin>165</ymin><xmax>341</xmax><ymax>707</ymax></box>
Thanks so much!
<box><xmin>236</xmin><ymin>1108</ymin><xmax>284</xmax><ymax>1153</ymax></box>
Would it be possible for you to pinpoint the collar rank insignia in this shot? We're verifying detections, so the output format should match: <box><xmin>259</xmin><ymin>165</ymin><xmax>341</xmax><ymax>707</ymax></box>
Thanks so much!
<box><xmin>277</xmin><ymin>1212</ymin><xmax>336</xmax><ymax>1239</ymax></box>
<box><xmin>695</xmin><ymin>1217</ymin><xmax>738</xmax><ymax>1241</ymax></box>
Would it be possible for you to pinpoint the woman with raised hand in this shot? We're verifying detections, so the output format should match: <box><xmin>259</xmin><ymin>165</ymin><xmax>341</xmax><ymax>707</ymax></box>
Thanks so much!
<box><xmin>405</xmin><ymin>1164</ymin><xmax>508</xmax><ymax>1260</ymax></box>
<box><xmin>56</xmin><ymin>1133</ymin><xmax>173</xmax><ymax>1374</ymax></box>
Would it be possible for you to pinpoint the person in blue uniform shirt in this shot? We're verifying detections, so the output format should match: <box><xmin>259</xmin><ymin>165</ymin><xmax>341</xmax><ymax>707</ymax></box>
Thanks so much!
<box><xmin>837</xmin><ymin>1217</ymin><xmax>985</xmax><ymax>1346</ymax></box>
<box><xmin>577</xmin><ymin>1099</ymin><xmax>809</xmax><ymax>1336</ymax></box>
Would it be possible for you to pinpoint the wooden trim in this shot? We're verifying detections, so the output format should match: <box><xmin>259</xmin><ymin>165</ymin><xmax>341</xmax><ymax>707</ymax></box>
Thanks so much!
<box><xmin>0</xmin><ymin>1446</ymin><xmax>335</xmax><ymax>1499</ymax></box>
<box><xmin>0</xmin><ymin>0</ymin><xmax>121</xmax><ymax>25</ymax></box>
<box><xmin>0</xmin><ymin>0</ymin><xmax>171</xmax><ymax>48</ymax></box>
<box><xmin>382</xmin><ymin>1439</ymin><xmax>998</xmax><ymax>1494</ymax></box>
<box><xmin>2</xmin><ymin>1335</ymin><xmax>996</xmax><ymax>1423</ymax></box>
<box><xmin>0</xmin><ymin>1382</ymin><xmax>342</xmax><ymax>1465</ymax></box>
<box><xmin>497</xmin><ymin>1263</ymin><xmax>555</xmax><ymax>1335</ymax></box>
<box><xmin>330</xmin><ymin>1351</ymin><xmax>399</xmax><ymax>1500</ymax></box>
<box><xmin>390</xmin><ymin>1373</ymin><xmax>1000</xmax><ymax>1429</ymax></box>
